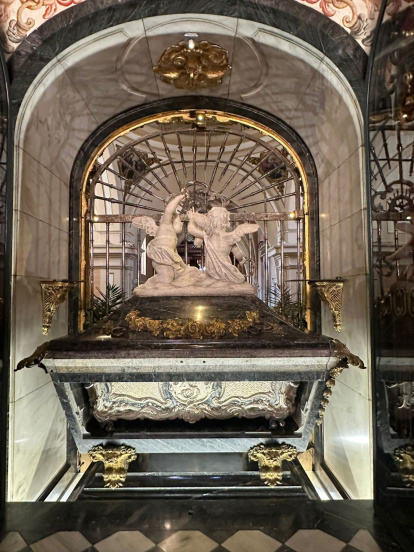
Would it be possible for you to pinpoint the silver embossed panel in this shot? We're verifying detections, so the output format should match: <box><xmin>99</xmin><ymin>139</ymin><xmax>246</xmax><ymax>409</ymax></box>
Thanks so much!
<box><xmin>88</xmin><ymin>381</ymin><xmax>299</xmax><ymax>423</ymax></box>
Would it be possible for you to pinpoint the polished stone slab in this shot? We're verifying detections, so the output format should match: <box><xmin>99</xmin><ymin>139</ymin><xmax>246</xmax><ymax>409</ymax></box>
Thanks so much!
<box><xmin>0</xmin><ymin>500</ymin><xmax>402</xmax><ymax>551</ymax></box>
<box><xmin>44</xmin><ymin>295</ymin><xmax>334</xmax><ymax>358</ymax></box>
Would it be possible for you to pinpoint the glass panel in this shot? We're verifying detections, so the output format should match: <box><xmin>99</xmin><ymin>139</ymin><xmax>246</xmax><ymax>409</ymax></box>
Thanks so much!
<box><xmin>369</xmin><ymin>3</ymin><xmax>414</xmax><ymax>548</ymax></box>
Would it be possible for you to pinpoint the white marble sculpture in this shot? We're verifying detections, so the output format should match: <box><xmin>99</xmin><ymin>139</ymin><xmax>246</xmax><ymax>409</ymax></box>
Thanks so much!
<box><xmin>188</xmin><ymin>207</ymin><xmax>259</xmax><ymax>286</ymax></box>
<box><xmin>132</xmin><ymin>194</ymin><xmax>259</xmax><ymax>296</ymax></box>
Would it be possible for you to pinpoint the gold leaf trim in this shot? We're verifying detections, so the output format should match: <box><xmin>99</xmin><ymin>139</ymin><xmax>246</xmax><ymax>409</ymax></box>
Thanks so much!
<box><xmin>125</xmin><ymin>310</ymin><xmax>260</xmax><ymax>339</ymax></box>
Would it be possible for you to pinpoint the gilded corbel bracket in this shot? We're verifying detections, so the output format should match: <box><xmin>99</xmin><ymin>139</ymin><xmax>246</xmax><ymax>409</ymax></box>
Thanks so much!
<box><xmin>309</xmin><ymin>279</ymin><xmax>344</xmax><ymax>332</ymax></box>
<box><xmin>316</xmin><ymin>339</ymin><xmax>365</xmax><ymax>426</ymax></box>
<box><xmin>248</xmin><ymin>443</ymin><xmax>297</xmax><ymax>487</ymax></box>
<box><xmin>88</xmin><ymin>445</ymin><xmax>137</xmax><ymax>489</ymax></box>
<box><xmin>41</xmin><ymin>281</ymin><xmax>76</xmax><ymax>335</ymax></box>
<box><xmin>394</xmin><ymin>445</ymin><xmax>414</xmax><ymax>488</ymax></box>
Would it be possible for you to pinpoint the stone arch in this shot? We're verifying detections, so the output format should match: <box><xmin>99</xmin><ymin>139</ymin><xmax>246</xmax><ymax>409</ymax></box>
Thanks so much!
<box><xmin>10</xmin><ymin>15</ymin><xmax>368</xmax><ymax>500</ymax></box>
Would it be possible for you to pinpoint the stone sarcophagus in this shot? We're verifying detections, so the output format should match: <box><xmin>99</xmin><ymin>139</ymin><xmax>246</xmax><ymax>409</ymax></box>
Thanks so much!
<box><xmin>42</xmin><ymin>295</ymin><xmax>358</xmax><ymax>462</ymax></box>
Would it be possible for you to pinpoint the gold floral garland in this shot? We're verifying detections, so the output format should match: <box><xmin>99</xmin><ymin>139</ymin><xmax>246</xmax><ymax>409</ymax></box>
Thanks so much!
<box><xmin>123</xmin><ymin>310</ymin><xmax>260</xmax><ymax>339</ymax></box>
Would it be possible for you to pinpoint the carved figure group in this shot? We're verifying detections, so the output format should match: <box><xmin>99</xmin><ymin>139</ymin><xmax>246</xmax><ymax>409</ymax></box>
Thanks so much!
<box><xmin>132</xmin><ymin>193</ymin><xmax>259</xmax><ymax>296</ymax></box>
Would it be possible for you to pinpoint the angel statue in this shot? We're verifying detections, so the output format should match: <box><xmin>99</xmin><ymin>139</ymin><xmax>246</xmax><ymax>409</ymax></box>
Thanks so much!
<box><xmin>132</xmin><ymin>193</ymin><xmax>191</xmax><ymax>293</ymax></box>
<box><xmin>188</xmin><ymin>206</ymin><xmax>259</xmax><ymax>285</ymax></box>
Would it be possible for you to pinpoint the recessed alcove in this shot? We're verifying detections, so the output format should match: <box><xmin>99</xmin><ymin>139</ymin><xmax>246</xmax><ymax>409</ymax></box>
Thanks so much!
<box><xmin>10</xmin><ymin>14</ymin><xmax>369</xmax><ymax>501</ymax></box>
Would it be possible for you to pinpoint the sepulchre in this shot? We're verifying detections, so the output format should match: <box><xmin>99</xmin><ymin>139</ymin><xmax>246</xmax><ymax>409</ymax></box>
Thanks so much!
<box><xmin>37</xmin><ymin>198</ymin><xmax>363</xmax><ymax>495</ymax></box>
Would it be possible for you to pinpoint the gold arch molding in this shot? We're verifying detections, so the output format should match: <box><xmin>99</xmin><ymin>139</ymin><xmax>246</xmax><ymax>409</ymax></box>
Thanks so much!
<box><xmin>79</xmin><ymin>108</ymin><xmax>311</xmax><ymax>330</ymax></box>
<box><xmin>82</xmin><ymin>109</ymin><xmax>309</xmax><ymax>196</ymax></box>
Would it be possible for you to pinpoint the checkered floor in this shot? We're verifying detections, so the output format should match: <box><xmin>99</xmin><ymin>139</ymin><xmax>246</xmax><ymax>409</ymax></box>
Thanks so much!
<box><xmin>0</xmin><ymin>528</ymin><xmax>384</xmax><ymax>552</ymax></box>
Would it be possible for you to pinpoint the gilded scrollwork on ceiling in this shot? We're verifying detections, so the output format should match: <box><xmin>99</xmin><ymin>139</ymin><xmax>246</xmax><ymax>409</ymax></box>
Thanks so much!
<box><xmin>2</xmin><ymin>0</ymin><xmax>412</xmax><ymax>54</ymax></box>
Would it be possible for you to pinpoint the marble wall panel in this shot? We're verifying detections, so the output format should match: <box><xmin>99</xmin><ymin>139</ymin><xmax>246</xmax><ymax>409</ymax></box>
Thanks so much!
<box><xmin>9</xmin><ymin>382</ymin><xmax>67</xmax><ymax>501</ymax></box>
<box><xmin>17</xmin><ymin>149</ymin><xmax>69</xmax><ymax>233</ymax></box>
<box><xmin>11</xmin><ymin>275</ymin><xmax>68</xmax><ymax>402</ymax></box>
<box><xmin>323</xmin><ymin>380</ymin><xmax>373</xmax><ymax>499</ymax></box>
<box><xmin>320</xmin><ymin>210</ymin><xmax>367</xmax><ymax>280</ymax></box>
<box><xmin>293</xmin><ymin>57</ymin><xmax>363</xmax><ymax>184</ymax></box>
<box><xmin>319</xmin><ymin>146</ymin><xmax>365</xmax><ymax>232</ymax></box>
<box><xmin>230</xmin><ymin>21</ymin><xmax>324</xmax><ymax>121</ymax></box>
<box><xmin>15</xmin><ymin>61</ymin><xmax>98</xmax><ymax>185</ymax></box>
<box><xmin>57</xmin><ymin>22</ymin><xmax>159</xmax><ymax>126</ymax></box>
<box><xmin>14</xmin><ymin>212</ymin><xmax>68</xmax><ymax>280</ymax></box>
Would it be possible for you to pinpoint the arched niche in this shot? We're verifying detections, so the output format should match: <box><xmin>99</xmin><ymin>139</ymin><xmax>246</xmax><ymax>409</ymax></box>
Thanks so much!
<box><xmin>10</xmin><ymin>15</ymin><xmax>368</xmax><ymax>501</ymax></box>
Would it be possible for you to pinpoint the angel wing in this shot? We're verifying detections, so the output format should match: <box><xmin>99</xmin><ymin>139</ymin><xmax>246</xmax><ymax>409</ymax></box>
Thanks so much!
<box><xmin>230</xmin><ymin>223</ymin><xmax>259</xmax><ymax>243</ymax></box>
<box><xmin>131</xmin><ymin>216</ymin><xmax>159</xmax><ymax>236</ymax></box>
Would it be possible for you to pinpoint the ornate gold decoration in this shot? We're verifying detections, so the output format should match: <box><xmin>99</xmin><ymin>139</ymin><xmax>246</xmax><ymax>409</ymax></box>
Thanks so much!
<box><xmin>153</xmin><ymin>40</ymin><xmax>231</xmax><ymax>90</ymax></box>
<box><xmin>41</xmin><ymin>281</ymin><xmax>76</xmax><ymax>335</ymax></box>
<box><xmin>89</xmin><ymin>381</ymin><xmax>298</xmax><ymax>424</ymax></box>
<box><xmin>15</xmin><ymin>341</ymin><xmax>49</xmax><ymax>373</ymax></box>
<box><xmin>248</xmin><ymin>444</ymin><xmax>297</xmax><ymax>487</ymax></box>
<box><xmin>159</xmin><ymin>110</ymin><xmax>233</xmax><ymax>127</ymax></box>
<box><xmin>88</xmin><ymin>445</ymin><xmax>137</xmax><ymax>489</ymax></box>
<box><xmin>333</xmin><ymin>339</ymin><xmax>365</xmax><ymax>369</ymax></box>
<box><xmin>394</xmin><ymin>445</ymin><xmax>414</xmax><ymax>488</ymax></box>
<box><xmin>309</xmin><ymin>280</ymin><xmax>343</xmax><ymax>332</ymax></box>
<box><xmin>125</xmin><ymin>310</ymin><xmax>260</xmax><ymax>339</ymax></box>
<box><xmin>316</xmin><ymin>339</ymin><xmax>365</xmax><ymax>425</ymax></box>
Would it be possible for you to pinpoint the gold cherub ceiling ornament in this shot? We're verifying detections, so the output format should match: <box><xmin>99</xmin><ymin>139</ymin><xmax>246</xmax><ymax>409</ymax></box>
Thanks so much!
<box><xmin>153</xmin><ymin>36</ymin><xmax>231</xmax><ymax>90</ymax></box>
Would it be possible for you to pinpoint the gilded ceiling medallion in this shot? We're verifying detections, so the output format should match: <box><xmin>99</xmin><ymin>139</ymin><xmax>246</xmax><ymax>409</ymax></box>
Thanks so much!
<box><xmin>153</xmin><ymin>40</ymin><xmax>231</xmax><ymax>90</ymax></box>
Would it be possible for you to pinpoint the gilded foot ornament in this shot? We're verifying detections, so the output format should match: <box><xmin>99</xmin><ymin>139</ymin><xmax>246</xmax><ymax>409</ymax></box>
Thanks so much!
<box><xmin>248</xmin><ymin>444</ymin><xmax>297</xmax><ymax>487</ymax></box>
<box><xmin>394</xmin><ymin>445</ymin><xmax>414</xmax><ymax>488</ymax></box>
<box><xmin>88</xmin><ymin>445</ymin><xmax>137</xmax><ymax>489</ymax></box>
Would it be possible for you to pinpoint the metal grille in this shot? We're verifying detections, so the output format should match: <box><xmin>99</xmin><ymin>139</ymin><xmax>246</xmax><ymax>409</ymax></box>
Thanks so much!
<box><xmin>81</xmin><ymin>110</ymin><xmax>307</xmax><ymax>326</ymax></box>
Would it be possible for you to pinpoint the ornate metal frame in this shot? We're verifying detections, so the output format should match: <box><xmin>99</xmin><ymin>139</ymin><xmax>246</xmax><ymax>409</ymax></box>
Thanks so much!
<box><xmin>78</xmin><ymin>108</ymin><xmax>311</xmax><ymax>331</ymax></box>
